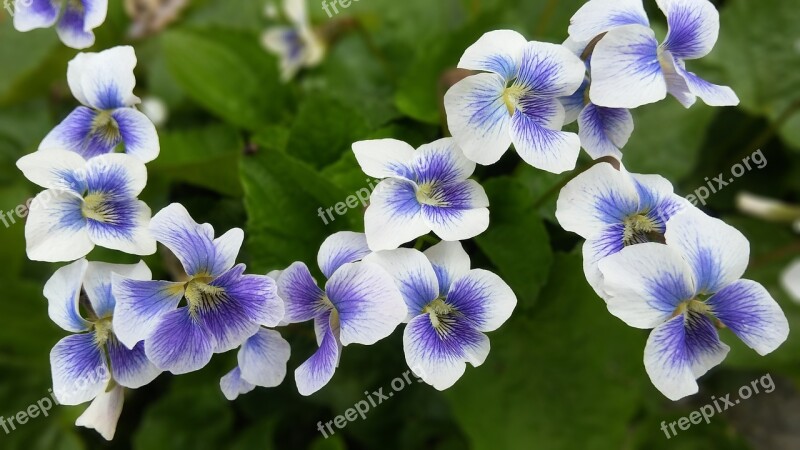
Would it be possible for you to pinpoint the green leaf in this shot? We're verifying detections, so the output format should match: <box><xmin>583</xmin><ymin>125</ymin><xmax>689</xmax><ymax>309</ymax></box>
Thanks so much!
<box><xmin>474</xmin><ymin>177</ymin><xmax>553</xmax><ymax>309</ymax></box>
<box><xmin>149</xmin><ymin>125</ymin><xmax>244</xmax><ymax>196</ymax></box>
<box><xmin>161</xmin><ymin>28</ymin><xmax>290</xmax><ymax>131</ymax></box>
<box><xmin>446</xmin><ymin>253</ymin><xmax>647</xmax><ymax>450</ymax></box>
<box><xmin>0</xmin><ymin>22</ymin><xmax>60</xmax><ymax>103</ymax></box>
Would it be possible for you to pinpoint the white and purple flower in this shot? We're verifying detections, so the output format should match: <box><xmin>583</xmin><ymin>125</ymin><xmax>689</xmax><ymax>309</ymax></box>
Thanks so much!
<box><xmin>219</xmin><ymin>328</ymin><xmax>292</xmax><ymax>400</ymax></box>
<box><xmin>12</xmin><ymin>0</ymin><xmax>108</xmax><ymax>49</ymax></box>
<box><xmin>16</xmin><ymin>149</ymin><xmax>156</xmax><ymax>262</ymax></box>
<box><xmin>443</xmin><ymin>30</ymin><xmax>586</xmax><ymax>173</ymax></box>
<box><xmin>276</xmin><ymin>232</ymin><xmax>406</xmax><ymax>396</ymax></box>
<box><xmin>261</xmin><ymin>0</ymin><xmax>325</xmax><ymax>82</ymax></box>
<box><xmin>364</xmin><ymin>241</ymin><xmax>516</xmax><ymax>390</ymax></box>
<box><xmin>353</xmin><ymin>137</ymin><xmax>489</xmax><ymax>251</ymax></box>
<box><xmin>111</xmin><ymin>203</ymin><xmax>284</xmax><ymax>375</ymax></box>
<box><xmin>556</xmin><ymin>161</ymin><xmax>688</xmax><ymax>295</ymax></box>
<box><xmin>598</xmin><ymin>207</ymin><xmax>789</xmax><ymax>400</ymax></box>
<box><xmin>46</xmin><ymin>259</ymin><xmax>161</xmax><ymax>440</ymax></box>
<box><xmin>570</xmin><ymin>0</ymin><xmax>739</xmax><ymax>109</ymax></box>
<box><xmin>38</xmin><ymin>46</ymin><xmax>160</xmax><ymax>163</ymax></box>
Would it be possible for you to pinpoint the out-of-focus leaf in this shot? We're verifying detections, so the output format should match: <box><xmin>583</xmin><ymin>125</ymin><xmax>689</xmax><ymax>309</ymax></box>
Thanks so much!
<box><xmin>162</xmin><ymin>28</ymin><xmax>290</xmax><ymax>131</ymax></box>
<box><xmin>0</xmin><ymin>22</ymin><xmax>60</xmax><ymax>103</ymax></box>
<box><xmin>475</xmin><ymin>177</ymin><xmax>553</xmax><ymax>309</ymax></box>
<box><xmin>447</xmin><ymin>253</ymin><xmax>646</xmax><ymax>450</ymax></box>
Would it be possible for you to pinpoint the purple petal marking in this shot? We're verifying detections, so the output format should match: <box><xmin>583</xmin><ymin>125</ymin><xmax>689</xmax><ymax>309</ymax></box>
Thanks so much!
<box><xmin>659</xmin><ymin>0</ymin><xmax>719</xmax><ymax>60</ymax></box>
<box><xmin>111</xmin><ymin>277</ymin><xmax>185</xmax><ymax>349</ymax></box>
<box><xmin>511</xmin><ymin>108</ymin><xmax>581</xmax><ymax>173</ymax></box>
<box><xmin>220</xmin><ymin>367</ymin><xmax>255</xmax><ymax>401</ymax></box>
<box><xmin>212</xmin><ymin>265</ymin><xmax>284</xmax><ymax>328</ymax></box>
<box><xmin>40</xmin><ymin>107</ymin><xmax>120</xmax><ymax>159</ymax></box>
<box><xmin>144</xmin><ymin>307</ymin><xmax>216</xmax><ymax>375</ymax></box>
<box><xmin>317</xmin><ymin>232</ymin><xmax>370</xmax><ymax>279</ymax></box>
<box><xmin>111</xmin><ymin>108</ymin><xmax>160</xmax><ymax>163</ymax></box>
<box><xmin>56</xmin><ymin>0</ymin><xmax>96</xmax><ymax>49</ymax></box>
<box><xmin>295</xmin><ymin>311</ymin><xmax>340</xmax><ymax>396</ymax></box>
<box><xmin>707</xmin><ymin>280</ymin><xmax>789</xmax><ymax>355</ymax></box>
<box><xmin>13</xmin><ymin>0</ymin><xmax>61</xmax><ymax>31</ymax></box>
<box><xmin>106</xmin><ymin>335</ymin><xmax>160</xmax><ymax>389</ymax></box>
<box><xmin>514</xmin><ymin>42</ymin><xmax>585</xmax><ymax>98</ymax></box>
<box><xmin>577</xmin><ymin>103</ymin><xmax>633</xmax><ymax>160</ymax></box>
<box><xmin>276</xmin><ymin>262</ymin><xmax>326</xmax><ymax>324</ymax></box>
<box><xmin>444</xmin><ymin>269</ymin><xmax>516</xmax><ymax>332</ymax></box>
<box><xmin>411</xmin><ymin>139</ymin><xmax>475</xmax><ymax>186</ymax></box>
<box><xmin>50</xmin><ymin>332</ymin><xmax>110</xmax><ymax>405</ymax></box>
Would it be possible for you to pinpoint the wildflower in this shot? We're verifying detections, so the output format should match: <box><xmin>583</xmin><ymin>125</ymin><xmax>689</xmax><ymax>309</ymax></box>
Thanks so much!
<box><xmin>220</xmin><ymin>328</ymin><xmax>291</xmax><ymax>400</ymax></box>
<box><xmin>13</xmin><ymin>0</ymin><xmax>108</xmax><ymax>49</ymax></box>
<box><xmin>261</xmin><ymin>0</ymin><xmax>325</xmax><ymax>81</ymax></box>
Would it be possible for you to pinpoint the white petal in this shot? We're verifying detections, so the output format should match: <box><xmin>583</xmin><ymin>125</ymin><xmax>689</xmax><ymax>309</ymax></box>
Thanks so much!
<box><xmin>447</xmin><ymin>269</ymin><xmax>517</xmax><ymax>332</ymax></box>
<box><xmin>111</xmin><ymin>108</ymin><xmax>161</xmax><ymax>163</ymax></box>
<box><xmin>51</xmin><ymin>333</ymin><xmax>110</xmax><ymax>405</ymax></box>
<box><xmin>86</xmin><ymin>200</ymin><xmax>156</xmax><ymax>256</ymax></box>
<box><xmin>44</xmin><ymin>259</ymin><xmax>90</xmax><ymax>333</ymax></box>
<box><xmin>412</xmin><ymin>138</ymin><xmax>476</xmax><ymax>184</ymax></box>
<box><xmin>457</xmin><ymin>30</ymin><xmax>527</xmax><ymax>79</ymax></box>
<box><xmin>238</xmin><ymin>328</ymin><xmax>292</xmax><ymax>388</ymax></box>
<box><xmin>511</xmin><ymin>107</ymin><xmax>581</xmax><ymax>174</ymax></box>
<box><xmin>13</xmin><ymin>0</ymin><xmax>61</xmax><ymax>32</ymax></box>
<box><xmin>364</xmin><ymin>179</ymin><xmax>430</xmax><ymax>251</ymax></box>
<box><xmin>657</xmin><ymin>0</ymin><xmax>719</xmax><ymax>60</ymax></box>
<box><xmin>75</xmin><ymin>385</ymin><xmax>124</xmax><ymax>441</ymax></box>
<box><xmin>514</xmin><ymin>41</ymin><xmax>587</xmax><ymax>98</ymax></box>
<box><xmin>598</xmin><ymin>243</ymin><xmax>695</xmax><ymax>328</ymax></box>
<box><xmin>352</xmin><ymin>139</ymin><xmax>415</xmax><ymax>179</ymax></box>
<box><xmin>284</xmin><ymin>0</ymin><xmax>309</xmax><ymax>27</ymax></box>
<box><xmin>577</xmin><ymin>103</ymin><xmax>633</xmax><ymax>160</ymax></box>
<box><xmin>568</xmin><ymin>0</ymin><xmax>650</xmax><ymax>42</ymax></box>
<box><xmin>781</xmin><ymin>259</ymin><xmax>800</xmax><ymax>303</ymax></box>
<box><xmin>589</xmin><ymin>25</ymin><xmax>667</xmax><ymax>109</ymax></box>
<box><xmin>424</xmin><ymin>240</ymin><xmax>471</xmax><ymax>294</ymax></box>
<box><xmin>83</xmin><ymin>261</ymin><xmax>151</xmax><ymax>319</ymax></box>
<box><xmin>220</xmin><ymin>368</ymin><xmax>255</xmax><ymax>401</ymax></box>
<box><xmin>71</xmin><ymin>46</ymin><xmax>139</xmax><ymax>110</ymax></box>
<box><xmin>672</xmin><ymin>61</ymin><xmax>739</xmax><ymax>107</ymax></box>
<box><xmin>317</xmin><ymin>231</ymin><xmax>371</xmax><ymax>279</ymax></box>
<box><xmin>664</xmin><ymin>207</ymin><xmax>749</xmax><ymax>295</ymax></box>
<box><xmin>362</xmin><ymin>248</ymin><xmax>440</xmax><ymax>319</ymax></box>
<box><xmin>16</xmin><ymin>149</ymin><xmax>87</xmax><ymax>193</ymax></box>
<box><xmin>25</xmin><ymin>190</ymin><xmax>94</xmax><ymax>262</ymax></box>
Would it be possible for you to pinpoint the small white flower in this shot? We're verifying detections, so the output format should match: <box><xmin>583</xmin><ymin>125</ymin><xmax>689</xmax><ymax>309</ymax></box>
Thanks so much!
<box><xmin>13</xmin><ymin>0</ymin><xmax>108</xmax><ymax>49</ymax></box>
<box><xmin>262</xmin><ymin>0</ymin><xmax>325</xmax><ymax>81</ymax></box>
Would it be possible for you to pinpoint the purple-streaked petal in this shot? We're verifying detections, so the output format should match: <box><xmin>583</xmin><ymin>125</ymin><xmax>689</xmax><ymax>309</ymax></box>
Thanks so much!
<box><xmin>644</xmin><ymin>312</ymin><xmax>729</xmax><ymax>400</ymax></box>
<box><xmin>590</xmin><ymin>25</ymin><xmax>666</xmax><ymax>109</ymax></box>
<box><xmin>444</xmin><ymin>73</ymin><xmax>512</xmax><ymax>166</ymax></box>
<box><xmin>446</xmin><ymin>269</ymin><xmax>516</xmax><ymax>332</ymax></box>
<box><xmin>107</xmin><ymin>336</ymin><xmax>161</xmax><ymax>389</ymax></box>
<box><xmin>424</xmin><ymin>240</ymin><xmax>471</xmax><ymax>294</ymax></box>
<box><xmin>351</xmin><ymin>139</ymin><xmax>415</xmax><ymax>180</ymax></box>
<box><xmin>568</xmin><ymin>0</ymin><xmax>650</xmax><ymax>42</ymax></box>
<box><xmin>44</xmin><ymin>259</ymin><xmax>90</xmax><ymax>333</ymax></box>
<box><xmin>403</xmin><ymin>313</ymin><xmax>490</xmax><ymax>391</ymax></box>
<box><xmin>664</xmin><ymin>207</ymin><xmax>749</xmax><ymax>295</ymax></box>
<box><xmin>56</xmin><ymin>0</ymin><xmax>97</xmax><ymax>49</ymax></box>
<box><xmin>83</xmin><ymin>261</ymin><xmax>151</xmax><ymax>319</ymax></box>
<box><xmin>145</xmin><ymin>307</ymin><xmax>216</xmax><ymax>374</ymax></box>
<box><xmin>111</xmin><ymin>108</ymin><xmax>160</xmax><ymax>163</ymax></box>
<box><xmin>363</xmin><ymin>248</ymin><xmax>440</xmax><ymax>319</ymax></box>
<box><xmin>555</xmin><ymin>162</ymin><xmax>639</xmax><ymax>240</ymax></box>
<box><xmin>514</xmin><ymin>41</ymin><xmax>586</xmax><ymax>97</ymax></box>
<box><xmin>782</xmin><ymin>260</ymin><xmax>800</xmax><ymax>303</ymax></box>
<box><xmin>325</xmin><ymin>262</ymin><xmax>407</xmax><ymax>346</ymax></box>
<box><xmin>660</xmin><ymin>52</ymin><xmax>697</xmax><ymax>108</ymax></box>
<box><xmin>149</xmin><ymin>203</ymin><xmax>242</xmax><ymax>277</ymax></box>
<box><xmin>295</xmin><ymin>311</ymin><xmax>340</xmax><ymax>396</ymax></box>
<box><xmin>238</xmin><ymin>328</ymin><xmax>291</xmax><ymax>387</ymax></box>
<box><xmin>50</xmin><ymin>333</ymin><xmax>110</xmax><ymax>405</ymax></box>
<box><xmin>85</xmin><ymin>199</ymin><xmax>156</xmax><ymax>256</ymax></box>
<box><xmin>13</xmin><ymin>0</ymin><xmax>60</xmax><ymax>31</ymax></box>
<box><xmin>220</xmin><ymin>367</ymin><xmax>256</xmax><ymax>401</ymax></box>
<box><xmin>707</xmin><ymin>280</ymin><xmax>789</xmax><ymax>355</ymax></box>
<box><xmin>38</xmin><ymin>107</ymin><xmax>119</xmax><ymax>159</ymax></box>
<box><xmin>598</xmin><ymin>243</ymin><xmax>695</xmax><ymax>328</ymax></box>
<box><xmin>630</xmin><ymin>173</ymin><xmax>689</xmax><ymax>234</ymax></box>
<box><xmin>412</xmin><ymin>138</ymin><xmax>476</xmax><ymax>185</ymax></box>
<box><xmin>25</xmin><ymin>190</ymin><xmax>94</xmax><ymax>262</ymax></box>
<box><xmin>16</xmin><ymin>148</ymin><xmax>87</xmax><ymax>194</ymax></box>
<box><xmin>276</xmin><ymin>262</ymin><xmax>326</xmax><ymax>323</ymax></box>
<box><xmin>672</xmin><ymin>61</ymin><xmax>739</xmax><ymax>107</ymax></box>
<box><xmin>582</xmin><ymin>223</ymin><xmax>626</xmax><ymax>297</ymax></box>
<box><xmin>317</xmin><ymin>232</ymin><xmax>370</xmax><ymax>279</ymax></box>
<box><xmin>578</xmin><ymin>103</ymin><xmax>633</xmax><ymax>160</ymax></box>
<box><xmin>215</xmin><ymin>266</ymin><xmax>285</xmax><ymax>328</ymax></box>
<box><xmin>75</xmin><ymin>384</ymin><xmax>123</xmax><ymax>441</ymax></box>
<box><xmin>364</xmin><ymin>178</ymin><xmax>430</xmax><ymax>251</ymax></box>
<box><xmin>85</xmin><ymin>153</ymin><xmax>148</xmax><ymax>197</ymax></box>
<box><xmin>457</xmin><ymin>30</ymin><xmax>527</xmax><ymax>80</ymax></box>
<box><xmin>111</xmin><ymin>277</ymin><xmax>185</xmax><ymax>349</ymax></box>
<box><xmin>69</xmin><ymin>46</ymin><xmax>138</xmax><ymax>109</ymax></box>
<box><xmin>511</xmin><ymin>102</ymin><xmax>581</xmax><ymax>174</ymax></box>
<box><xmin>421</xmin><ymin>180</ymin><xmax>490</xmax><ymax>241</ymax></box>
<box><xmin>657</xmin><ymin>0</ymin><xmax>719</xmax><ymax>60</ymax></box>
<box><xmin>560</xmin><ymin>80</ymin><xmax>588</xmax><ymax>125</ymax></box>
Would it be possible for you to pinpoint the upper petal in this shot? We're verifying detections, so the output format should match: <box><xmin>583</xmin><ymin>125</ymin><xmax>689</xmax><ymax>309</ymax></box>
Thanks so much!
<box><xmin>325</xmin><ymin>262</ymin><xmax>407</xmax><ymax>346</ymax></box>
<box><xmin>555</xmin><ymin>161</ymin><xmax>640</xmax><ymax>239</ymax></box>
<box><xmin>568</xmin><ymin>0</ymin><xmax>650</xmax><ymax>42</ymax></box>
<box><xmin>644</xmin><ymin>312</ymin><xmax>729</xmax><ymax>401</ymax></box>
<box><xmin>363</xmin><ymin>248</ymin><xmax>440</xmax><ymax>319</ymax></box>
<box><xmin>44</xmin><ymin>259</ymin><xmax>90</xmax><ymax>333</ymax></box>
<box><xmin>50</xmin><ymin>333</ymin><xmax>110</xmax><ymax>405</ymax></box>
<box><xmin>364</xmin><ymin>179</ymin><xmax>430</xmax><ymax>251</ymax></box>
<box><xmin>444</xmin><ymin>73</ymin><xmax>513</xmax><ymax>166</ymax></box>
<box><xmin>423</xmin><ymin>240</ymin><xmax>471</xmax><ymax>295</ymax></box>
<box><xmin>75</xmin><ymin>384</ymin><xmax>124</xmax><ymax>441</ymax></box>
<box><xmin>589</xmin><ymin>24</ymin><xmax>667</xmax><ymax>109</ymax></box>
<box><xmin>514</xmin><ymin>41</ymin><xmax>586</xmax><ymax>98</ymax></box>
<box><xmin>664</xmin><ymin>207</ymin><xmax>749</xmax><ymax>295</ymax></box>
<box><xmin>598</xmin><ymin>243</ymin><xmax>695</xmax><ymax>328</ymax></box>
<box><xmin>238</xmin><ymin>328</ymin><xmax>291</xmax><ymax>388</ymax></box>
<box><xmin>16</xmin><ymin>148</ymin><xmax>87</xmax><ymax>194</ymax></box>
<box><xmin>657</xmin><ymin>0</ymin><xmax>719</xmax><ymax>60</ymax></box>
<box><xmin>317</xmin><ymin>231</ymin><xmax>371</xmax><ymax>279</ymax></box>
<box><xmin>412</xmin><ymin>138</ymin><xmax>476</xmax><ymax>185</ymax></box>
<box><xmin>83</xmin><ymin>260</ymin><xmax>151</xmax><ymax>319</ymax></box>
<box><xmin>68</xmin><ymin>46</ymin><xmax>139</xmax><ymax>110</ymax></box>
<box><xmin>446</xmin><ymin>269</ymin><xmax>516</xmax><ymax>332</ymax></box>
<box><xmin>457</xmin><ymin>29</ymin><xmax>527</xmax><ymax>80</ymax></box>
<box><xmin>352</xmin><ymin>139</ymin><xmax>415</xmax><ymax>180</ymax></box>
<box><xmin>706</xmin><ymin>280</ymin><xmax>789</xmax><ymax>355</ymax></box>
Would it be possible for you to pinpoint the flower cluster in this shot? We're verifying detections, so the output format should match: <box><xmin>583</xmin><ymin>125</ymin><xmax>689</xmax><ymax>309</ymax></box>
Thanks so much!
<box><xmin>12</xmin><ymin>0</ymin><xmax>109</xmax><ymax>49</ymax></box>
<box><xmin>9</xmin><ymin>0</ymin><xmax>791</xmax><ymax>442</ymax></box>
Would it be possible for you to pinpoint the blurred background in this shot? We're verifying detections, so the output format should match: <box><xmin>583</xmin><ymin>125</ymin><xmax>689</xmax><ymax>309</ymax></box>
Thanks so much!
<box><xmin>1</xmin><ymin>0</ymin><xmax>799</xmax><ymax>448</ymax></box>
